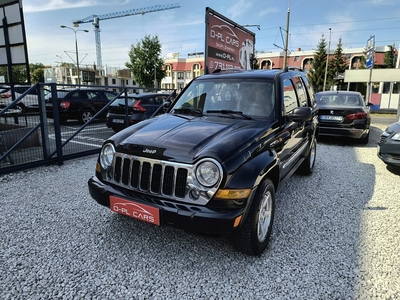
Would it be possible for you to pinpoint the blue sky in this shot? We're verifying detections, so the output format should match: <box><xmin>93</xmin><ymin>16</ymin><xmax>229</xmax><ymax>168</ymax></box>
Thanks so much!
<box><xmin>21</xmin><ymin>0</ymin><xmax>400</xmax><ymax>69</ymax></box>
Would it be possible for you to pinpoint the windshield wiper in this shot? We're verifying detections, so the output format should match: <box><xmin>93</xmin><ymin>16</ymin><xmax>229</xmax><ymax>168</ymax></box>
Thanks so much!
<box><xmin>206</xmin><ymin>109</ymin><xmax>252</xmax><ymax>120</ymax></box>
<box><xmin>173</xmin><ymin>108</ymin><xmax>203</xmax><ymax>116</ymax></box>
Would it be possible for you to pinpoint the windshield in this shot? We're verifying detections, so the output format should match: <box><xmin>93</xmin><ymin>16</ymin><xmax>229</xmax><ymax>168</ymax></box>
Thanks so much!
<box><xmin>172</xmin><ymin>79</ymin><xmax>275</xmax><ymax>119</ymax></box>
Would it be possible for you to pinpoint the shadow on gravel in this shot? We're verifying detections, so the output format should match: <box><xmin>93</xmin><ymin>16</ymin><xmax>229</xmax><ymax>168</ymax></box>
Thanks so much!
<box><xmin>385</xmin><ymin>164</ymin><xmax>400</xmax><ymax>175</ymax></box>
<box><xmin>271</xmin><ymin>128</ymin><xmax>378</xmax><ymax>298</ymax></box>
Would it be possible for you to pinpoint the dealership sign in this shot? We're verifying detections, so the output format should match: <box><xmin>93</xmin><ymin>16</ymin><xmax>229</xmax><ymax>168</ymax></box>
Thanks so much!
<box><xmin>204</xmin><ymin>7</ymin><xmax>255</xmax><ymax>73</ymax></box>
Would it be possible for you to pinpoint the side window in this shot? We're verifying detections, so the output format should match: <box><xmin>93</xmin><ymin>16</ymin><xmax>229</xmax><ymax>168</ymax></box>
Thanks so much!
<box><xmin>293</xmin><ymin>76</ymin><xmax>307</xmax><ymax>107</ymax></box>
<box><xmin>87</xmin><ymin>91</ymin><xmax>103</xmax><ymax>100</ymax></box>
<box><xmin>155</xmin><ymin>96</ymin><xmax>166</xmax><ymax>104</ymax></box>
<box><xmin>299</xmin><ymin>75</ymin><xmax>316</xmax><ymax>107</ymax></box>
<box><xmin>146</xmin><ymin>97</ymin><xmax>155</xmax><ymax>104</ymax></box>
<box><xmin>105</xmin><ymin>91</ymin><xmax>116</xmax><ymax>100</ymax></box>
<box><xmin>69</xmin><ymin>91</ymin><xmax>81</xmax><ymax>99</ymax></box>
<box><xmin>283</xmin><ymin>79</ymin><xmax>299</xmax><ymax>114</ymax></box>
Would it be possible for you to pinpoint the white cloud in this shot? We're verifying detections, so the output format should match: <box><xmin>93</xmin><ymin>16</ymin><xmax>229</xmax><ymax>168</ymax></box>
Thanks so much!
<box><xmin>227</xmin><ymin>0</ymin><xmax>253</xmax><ymax>19</ymax></box>
<box><xmin>22</xmin><ymin>0</ymin><xmax>130</xmax><ymax>13</ymax></box>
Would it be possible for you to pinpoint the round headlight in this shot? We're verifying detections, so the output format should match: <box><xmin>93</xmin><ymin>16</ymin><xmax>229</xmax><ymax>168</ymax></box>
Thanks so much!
<box><xmin>195</xmin><ymin>160</ymin><xmax>221</xmax><ymax>187</ymax></box>
<box><xmin>100</xmin><ymin>143</ymin><xmax>115</xmax><ymax>169</ymax></box>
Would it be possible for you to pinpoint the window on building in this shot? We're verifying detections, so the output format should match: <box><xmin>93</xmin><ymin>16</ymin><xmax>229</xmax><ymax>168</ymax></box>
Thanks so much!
<box><xmin>112</xmin><ymin>78</ymin><xmax>116</xmax><ymax>84</ymax></box>
<box><xmin>178</xmin><ymin>72</ymin><xmax>184</xmax><ymax>80</ymax></box>
<box><xmin>294</xmin><ymin>56</ymin><xmax>300</xmax><ymax>62</ymax></box>
<box><xmin>383</xmin><ymin>82</ymin><xmax>400</xmax><ymax>94</ymax></box>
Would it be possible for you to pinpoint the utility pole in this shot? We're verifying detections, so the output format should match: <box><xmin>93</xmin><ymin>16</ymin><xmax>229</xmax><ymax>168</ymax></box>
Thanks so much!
<box><xmin>323</xmin><ymin>28</ymin><xmax>332</xmax><ymax>91</ymax></box>
<box><xmin>283</xmin><ymin>1</ymin><xmax>290</xmax><ymax>69</ymax></box>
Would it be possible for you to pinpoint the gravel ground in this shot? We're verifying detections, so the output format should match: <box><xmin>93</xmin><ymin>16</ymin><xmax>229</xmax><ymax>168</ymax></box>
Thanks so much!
<box><xmin>1</xmin><ymin>121</ymin><xmax>399</xmax><ymax>300</ymax></box>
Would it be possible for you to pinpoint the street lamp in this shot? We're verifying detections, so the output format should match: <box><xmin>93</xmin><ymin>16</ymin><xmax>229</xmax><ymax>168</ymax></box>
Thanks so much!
<box><xmin>242</xmin><ymin>24</ymin><xmax>261</xmax><ymax>30</ymax></box>
<box><xmin>323</xmin><ymin>27</ymin><xmax>332</xmax><ymax>91</ymax></box>
<box><xmin>60</xmin><ymin>25</ymin><xmax>89</xmax><ymax>86</ymax></box>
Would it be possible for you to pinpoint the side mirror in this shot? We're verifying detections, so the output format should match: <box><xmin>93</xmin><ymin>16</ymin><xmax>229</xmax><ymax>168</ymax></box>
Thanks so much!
<box><xmin>290</xmin><ymin>107</ymin><xmax>312</xmax><ymax>122</ymax></box>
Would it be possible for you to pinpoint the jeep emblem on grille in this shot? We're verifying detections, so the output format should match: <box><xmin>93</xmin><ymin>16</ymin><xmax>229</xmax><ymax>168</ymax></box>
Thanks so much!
<box><xmin>143</xmin><ymin>148</ymin><xmax>157</xmax><ymax>154</ymax></box>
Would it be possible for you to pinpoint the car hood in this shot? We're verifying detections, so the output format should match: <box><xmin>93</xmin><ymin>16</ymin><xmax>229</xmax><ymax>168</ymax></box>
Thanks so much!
<box><xmin>385</xmin><ymin>121</ymin><xmax>400</xmax><ymax>133</ymax></box>
<box><xmin>112</xmin><ymin>113</ymin><xmax>272</xmax><ymax>163</ymax></box>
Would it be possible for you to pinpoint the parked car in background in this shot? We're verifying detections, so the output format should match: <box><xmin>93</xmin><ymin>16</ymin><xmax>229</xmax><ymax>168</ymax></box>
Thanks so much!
<box><xmin>0</xmin><ymin>85</ymin><xmax>50</xmax><ymax>113</ymax></box>
<box><xmin>377</xmin><ymin>121</ymin><xmax>400</xmax><ymax>167</ymax></box>
<box><xmin>106</xmin><ymin>92</ymin><xmax>172</xmax><ymax>132</ymax></box>
<box><xmin>315</xmin><ymin>91</ymin><xmax>372</xmax><ymax>144</ymax></box>
<box><xmin>46</xmin><ymin>88</ymin><xmax>117</xmax><ymax>123</ymax></box>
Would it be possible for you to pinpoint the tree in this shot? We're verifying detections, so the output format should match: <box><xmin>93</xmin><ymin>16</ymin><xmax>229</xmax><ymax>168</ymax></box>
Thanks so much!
<box><xmin>327</xmin><ymin>38</ymin><xmax>348</xmax><ymax>89</ymax></box>
<box><xmin>30</xmin><ymin>63</ymin><xmax>46</xmax><ymax>83</ymax></box>
<box><xmin>384</xmin><ymin>45</ymin><xmax>396</xmax><ymax>68</ymax></box>
<box><xmin>307</xmin><ymin>35</ymin><xmax>327</xmax><ymax>92</ymax></box>
<box><xmin>329</xmin><ymin>38</ymin><xmax>348</xmax><ymax>75</ymax></box>
<box><xmin>126</xmin><ymin>35</ymin><xmax>166</xmax><ymax>88</ymax></box>
<box><xmin>0</xmin><ymin>65</ymin><xmax>28</xmax><ymax>84</ymax></box>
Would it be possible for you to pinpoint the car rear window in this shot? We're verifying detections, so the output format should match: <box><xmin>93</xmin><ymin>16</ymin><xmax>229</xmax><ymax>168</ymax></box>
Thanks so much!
<box><xmin>317</xmin><ymin>94</ymin><xmax>363</xmax><ymax>106</ymax></box>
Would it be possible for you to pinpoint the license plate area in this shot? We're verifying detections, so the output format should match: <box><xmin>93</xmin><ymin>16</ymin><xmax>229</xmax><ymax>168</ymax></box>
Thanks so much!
<box><xmin>320</xmin><ymin>115</ymin><xmax>343</xmax><ymax>121</ymax></box>
<box><xmin>112</xmin><ymin>119</ymin><xmax>124</xmax><ymax>123</ymax></box>
<box><xmin>110</xmin><ymin>195</ymin><xmax>160</xmax><ymax>225</ymax></box>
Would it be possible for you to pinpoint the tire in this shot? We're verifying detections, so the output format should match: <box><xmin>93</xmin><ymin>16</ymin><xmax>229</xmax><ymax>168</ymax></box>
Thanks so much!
<box><xmin>231</xmin><ymin>179</ymin><xmax>275</xmax><ymax>256</ymax></box>
<box><xmin>297</xmin><ymin>137</ymin><xmax>317</xmax><ymax>175</ymax></box>
<box><xmin>79</xmin><ymin>110</ymin><xmax>94</xmax><ymax>124</ymax></box>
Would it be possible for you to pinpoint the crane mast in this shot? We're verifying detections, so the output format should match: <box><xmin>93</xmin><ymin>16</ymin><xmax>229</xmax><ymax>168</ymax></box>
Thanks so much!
<box><xmin>72</xmin><ymin>3</ymin><xmax>180</xmax><ymax>70</ymax></box>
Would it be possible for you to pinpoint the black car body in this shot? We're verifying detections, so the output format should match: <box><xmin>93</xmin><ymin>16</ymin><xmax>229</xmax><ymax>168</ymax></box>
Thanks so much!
<box><xmin>88</xmin><ymin>68</ymin><xmax>319</xmax><ymax>256</ymax></box>
<box><xmin>315</xmin><ymin>91</ymin><xmax>372</xmax><ymax>143</ymax></box>
<box><xmin>46</xmin><ymin>88</ymin><xmax>117</xmax><ymax>123</ymax></box>
<box><xmin>106</xmin><ymin>92</ymin><xmax>172</xmax><ymax>132</ymax></box>
<box><xmin>377</xmin><ymin>121</ymin><xmax>400</xmax><ymax>167</ymax></box>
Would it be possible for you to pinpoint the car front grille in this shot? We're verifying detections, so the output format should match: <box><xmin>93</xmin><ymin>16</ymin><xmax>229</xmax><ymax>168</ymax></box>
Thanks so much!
<box><xmin>379</xmin><ymin>136</ymin><xmax>387</xmax><ymax>144</ymax></box>
<box><xmin>106</xmin><ymin>153</ymin><xmax>190</xmax><ymax>201</ymax></box>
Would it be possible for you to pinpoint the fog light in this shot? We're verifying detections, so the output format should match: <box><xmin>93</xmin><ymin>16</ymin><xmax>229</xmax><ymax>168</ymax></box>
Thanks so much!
<box><xmin>190</xmin><ymin>188</ymin><xmax>200</xmax><ymax>200</ymax></box>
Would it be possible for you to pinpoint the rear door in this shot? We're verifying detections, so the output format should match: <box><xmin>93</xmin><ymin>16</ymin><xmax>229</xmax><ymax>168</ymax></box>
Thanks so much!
<box><xmin>275</xmin><ymin>76</ymin><xmax>309</xmax><ymax>178</ymax></box>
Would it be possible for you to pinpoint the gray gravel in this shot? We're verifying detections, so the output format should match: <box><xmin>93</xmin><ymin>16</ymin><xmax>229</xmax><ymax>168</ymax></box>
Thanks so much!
<box><xmin>1</xmin><ymin>121</ymin><xmax>400</xmax><ymax>300</ymax></box>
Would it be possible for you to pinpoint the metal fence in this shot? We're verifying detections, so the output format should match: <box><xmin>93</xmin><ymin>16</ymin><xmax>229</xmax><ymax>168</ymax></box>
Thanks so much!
<box><xmin>0</xmin><ymin>83</ymin><xmax>173</xmax><ymax>175</ymax></box>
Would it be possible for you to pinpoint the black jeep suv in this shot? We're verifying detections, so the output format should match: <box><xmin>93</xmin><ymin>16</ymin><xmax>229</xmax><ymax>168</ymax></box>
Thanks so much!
<box><xmin>88</xmin><ymin>68</ymin><xmax>319</xmax><ymax>256</ymax></box>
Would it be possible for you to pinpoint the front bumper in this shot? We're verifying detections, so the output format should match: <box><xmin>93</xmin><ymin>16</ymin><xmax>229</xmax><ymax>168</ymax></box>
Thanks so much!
<box><xmin>377</xmin><ymin>144</ymin><xmax>400</xmax><ymax>167</ymax></box>
<box><xmin>88</xmin><ymin>176</ymin><xmax>245</xmax><ymax>237</ymax></box>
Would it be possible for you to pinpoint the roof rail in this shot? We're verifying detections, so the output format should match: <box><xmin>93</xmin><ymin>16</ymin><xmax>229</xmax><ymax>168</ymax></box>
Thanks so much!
<box><xmin>212</xmin><ymin>68</ymin><xmax>244</xmax><ymax>74</ymax></box>
<box><xmin>284</xmin><ymin>66</ymin><xmax>304</xmax><ymax>72</ymax></box>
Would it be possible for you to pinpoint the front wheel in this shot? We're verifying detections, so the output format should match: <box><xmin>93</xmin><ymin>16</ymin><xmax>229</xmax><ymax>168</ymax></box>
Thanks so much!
<box><xmin>230</xmin><ymin>179</ymin><xmax>275</xmax><ymax>256</ymax></box>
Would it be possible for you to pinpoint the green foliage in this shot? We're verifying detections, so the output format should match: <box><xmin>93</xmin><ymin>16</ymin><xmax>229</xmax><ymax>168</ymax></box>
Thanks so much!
<box><xmin>30</xmin><ymin>63</ymin><xmax>46</xmax><ymax>83</ymax></box>
<box><xmin>0</xmin><ymin>65</ymin><xmax>28</xmax><ymax>84</ymax></box>
<box><xmin>307</xmin><ymin>35</ymin><xmax>327</xmax><ymax>92</ymax></box>
<box><xmin>384</xmin><ymin>45</ymin><xmax>396</xmax><ymax>68</ymax></box>
<box><xmin>328</xmin><ymin>38</ymin><xmax>348</xmax><ymax>75</ymax></box>
<box><xmin>328</xmin><ymin>38</ymin><xmax>348</xmax><ymax>86</ymax></box>
<box><xmin>125</xmin><ymin>35</ymin><xmax>166</xmax><ymax>88</ymax></box>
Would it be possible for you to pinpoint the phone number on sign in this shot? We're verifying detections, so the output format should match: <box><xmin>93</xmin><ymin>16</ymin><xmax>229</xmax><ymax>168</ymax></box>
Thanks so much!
<box><xmin>210</xmin><ymin>61</ymin><xmax>241</xmax><ymax>70</ymax></box>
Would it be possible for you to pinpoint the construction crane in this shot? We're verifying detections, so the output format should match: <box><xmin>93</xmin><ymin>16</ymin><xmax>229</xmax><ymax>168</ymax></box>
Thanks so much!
<box><xmin>72</xmin><ymin>3</ymin><xmax>180</xmax><ymax>69</ymax></box>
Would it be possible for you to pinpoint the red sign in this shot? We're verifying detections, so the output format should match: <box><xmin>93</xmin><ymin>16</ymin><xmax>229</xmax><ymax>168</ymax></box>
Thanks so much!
<box><xmin>205</xmin><ymin>8</ymin><xmax>255</xmax><ymax>72</ymax></box>
<box><xmin>110</xmin><ymin>196</ymin><xmax>160</xmax><ymax>226</ymax></box>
